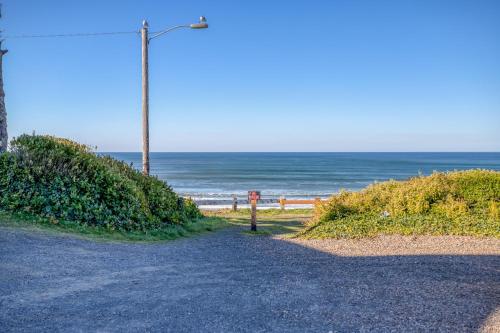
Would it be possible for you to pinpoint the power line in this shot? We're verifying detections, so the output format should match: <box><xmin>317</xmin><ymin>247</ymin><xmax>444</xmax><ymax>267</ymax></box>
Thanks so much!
<box><xmin>3</xmin><ymin>30</ymin><xmax>139</xmax><ymax>39</ymax></box>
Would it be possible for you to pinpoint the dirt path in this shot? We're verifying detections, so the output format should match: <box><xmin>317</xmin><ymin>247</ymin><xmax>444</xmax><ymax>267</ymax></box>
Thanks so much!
<box><xmin>1</xmin><ymin>224</ymin><xmax>499</xmax><ymax>332</ymax></box>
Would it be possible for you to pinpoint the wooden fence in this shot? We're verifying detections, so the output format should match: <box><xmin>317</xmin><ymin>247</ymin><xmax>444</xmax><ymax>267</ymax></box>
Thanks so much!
<box><xmin>278</xmin><ymin>197</ymin><xmax>323</xmax><ymax>210</ymax></box>
<box><xmin>191</xmin><ymin>196</ymin><xmax>326</xmax><ymax>210</ymax></box>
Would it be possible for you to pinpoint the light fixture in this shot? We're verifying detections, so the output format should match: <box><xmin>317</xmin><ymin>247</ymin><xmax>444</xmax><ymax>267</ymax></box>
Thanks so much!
<box><xmin>190</xmin><ymin>16</ymin><xmax>208</xmax><ymax>29</ymax></box>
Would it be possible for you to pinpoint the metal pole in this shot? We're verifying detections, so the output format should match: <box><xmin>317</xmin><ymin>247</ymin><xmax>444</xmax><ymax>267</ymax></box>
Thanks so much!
<box><xmin>141</xmin><ymin>21</ymin><xmax>150</xmax><ymax>175</ymax></box>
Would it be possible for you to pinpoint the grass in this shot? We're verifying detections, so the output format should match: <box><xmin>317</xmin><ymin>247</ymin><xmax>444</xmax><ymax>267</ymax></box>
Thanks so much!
<box><xmin>0</xmin><ymin>207</ymin><xmax>311</xmax><ymax>242</ymax></box>
<box><xmin>204</xmin><ymin>209</ymin><xmax>313</xmax><ymax>238</ymax></box>
<box><xmin>299</xmin><ymin>213</ymin><xmax>500</xmax><ymax>239</ymax></box>
<box><xmin>0</xmin><ymin>210</ymin><xmax>229</xmax><ymax>242</ymax></box>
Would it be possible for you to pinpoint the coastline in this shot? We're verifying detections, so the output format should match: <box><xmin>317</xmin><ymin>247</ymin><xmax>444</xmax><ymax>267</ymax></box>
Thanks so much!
<box><xmin>106</xmin><ymin>152</ymin><xmax>500</xmax><ymax>210</ymax></box>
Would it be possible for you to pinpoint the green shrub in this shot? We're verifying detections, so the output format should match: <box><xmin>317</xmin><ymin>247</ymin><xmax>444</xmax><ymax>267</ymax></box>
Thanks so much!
<box><xmin>0</xmin><ymin>135</ymin><xmax>201</xmax><ymax>230</ymax></box>
<box><xmin>306</xmin><ymin>170</ymin><xmax>500</xmax><ymax>238</ymax></box>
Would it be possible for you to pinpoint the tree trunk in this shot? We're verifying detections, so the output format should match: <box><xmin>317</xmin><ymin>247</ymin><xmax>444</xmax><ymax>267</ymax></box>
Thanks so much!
<box><xmin>0</xmin><ymin>45</ymin><xmax>8</xmax><ymax>152</ymax></box>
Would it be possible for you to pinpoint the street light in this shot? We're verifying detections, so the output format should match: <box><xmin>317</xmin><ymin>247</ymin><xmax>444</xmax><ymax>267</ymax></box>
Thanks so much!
<box><xmin>141</xmin><ymin>17</ymin><xmax>208</xmax><ymax>175</ymax></box>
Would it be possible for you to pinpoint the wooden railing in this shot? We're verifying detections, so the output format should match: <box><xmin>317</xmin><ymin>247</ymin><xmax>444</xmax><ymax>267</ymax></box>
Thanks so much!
<box><xmin>191</xmin><ymin>196</ymin><xmax>326</xmax><ymax>210</ymax></box>
<box><xmin>278</xmin><ymin>197</ymin><xmax>323</xmax><ymax>210</ymax></box>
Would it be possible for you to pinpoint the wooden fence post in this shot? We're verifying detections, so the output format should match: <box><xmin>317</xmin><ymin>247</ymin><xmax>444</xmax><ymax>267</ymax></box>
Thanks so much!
<box><xmin>250</xmin><ymin>199</ymin><xmax>257</xmax><ymax>231</ymax></box>
<box><xmin>248</xmin><ymin>191</ymin><xmax>260</xmax><ymax>231</ymax></box>
<box><xmin>279</xmin><ymin>196</ymin><xmax>285</xmax><ymax>210</ymax></box>
<box><xmin>232</xmin><ymin>195</ymin><xmax>238</xmax><ymax>211</ymax></box>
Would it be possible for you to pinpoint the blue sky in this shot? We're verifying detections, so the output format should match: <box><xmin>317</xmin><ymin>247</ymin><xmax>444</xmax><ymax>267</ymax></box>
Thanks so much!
<box><xmin>2</xmin><ymin>0</ymin><xmax>499</xmax><ymax>152</ymax></box>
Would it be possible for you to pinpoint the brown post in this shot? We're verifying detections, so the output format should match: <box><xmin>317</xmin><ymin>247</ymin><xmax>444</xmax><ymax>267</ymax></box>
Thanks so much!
<box><xmin>141</xmin><ymin>20</ymin><xmax>150</xmax><ymax>175</ymax></box>
<box><xmin>279</xmin><ymin>196</ymin><xmax>285</xmax><ymax>211</ymax></box>
<box><xmin>0</xmin><ymin>41</ymin><xmax>7</xmax><ymax>153</ymax></box>
<box><xmin>250</xmin><ymin>199</ymin><xmax>257</xmax><ymax>231</ymax></box>
<box><xmin>232</xmin><ymin>195</ymin><xmax>238</xmax><ymax>211</ymax></box>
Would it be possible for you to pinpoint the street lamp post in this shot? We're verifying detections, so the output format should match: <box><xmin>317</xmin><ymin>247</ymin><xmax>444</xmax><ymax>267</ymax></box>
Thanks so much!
<box><xmin>141</xmin><ymin>17</ymin><xmax>208</xmax><ymax>175</ymax></box>
<box><xmin>141</xmin><ymin>21</ymin><xmax>150</xmax><ymax>175</ymax></box>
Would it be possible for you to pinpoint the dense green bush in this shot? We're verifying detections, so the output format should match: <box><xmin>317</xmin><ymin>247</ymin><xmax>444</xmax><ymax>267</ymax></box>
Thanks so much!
<box><xmin>304</xmin><ymin>170</ymin><xmax>500</xmax><ymax>238</ymax></box>
<box><xmin>0</xmin><ymin>135</ymin><xmax>201</xmax><ymax>230</ymax></box>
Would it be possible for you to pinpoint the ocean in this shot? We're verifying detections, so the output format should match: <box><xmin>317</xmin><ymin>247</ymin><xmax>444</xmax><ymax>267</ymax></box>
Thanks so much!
<box><xmin>105</xmin><ymin>152</ymin><xmax>500</xmax><ymax>208</ymax></box>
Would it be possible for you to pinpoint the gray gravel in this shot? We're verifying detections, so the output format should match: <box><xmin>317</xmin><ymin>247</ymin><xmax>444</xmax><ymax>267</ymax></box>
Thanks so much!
<box><xmin>1</xmin><ymin>225</ymin><xmax>499</xmax><ymax>332</ymax></box>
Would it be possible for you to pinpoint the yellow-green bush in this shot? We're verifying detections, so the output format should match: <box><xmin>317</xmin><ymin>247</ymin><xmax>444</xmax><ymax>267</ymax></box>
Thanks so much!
<box><xmin>306</xmin><ymin>170</ymin><xmax>500</xmax><ymax>238</ymax></box>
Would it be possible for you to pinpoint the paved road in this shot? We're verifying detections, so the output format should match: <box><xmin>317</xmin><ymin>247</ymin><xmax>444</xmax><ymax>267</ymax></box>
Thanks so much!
<box><xmin>1</xmin><ymin>225</ymin><xmax>499</xmax><ymax>332</ymax></box>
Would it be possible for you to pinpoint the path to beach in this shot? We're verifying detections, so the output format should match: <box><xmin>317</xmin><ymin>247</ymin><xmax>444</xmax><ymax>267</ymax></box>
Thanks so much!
<box><xmin>1</xmin><ymin>224</ymin><xmax>499</xmax><ymax>332</ymax></box>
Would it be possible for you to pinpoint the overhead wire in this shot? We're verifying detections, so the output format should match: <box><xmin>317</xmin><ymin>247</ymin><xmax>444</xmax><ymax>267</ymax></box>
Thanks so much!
<box><xmin>2</xmin><ymin>30</ymin><xmax>139</xmax><ymax>39</ymax></box>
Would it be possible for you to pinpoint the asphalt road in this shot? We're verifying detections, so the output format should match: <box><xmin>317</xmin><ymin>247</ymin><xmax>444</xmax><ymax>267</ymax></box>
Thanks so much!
<box><xmin>1</xmin><ymin>225</ymin><xmax>499</xmax><ymax>332</ymax></box>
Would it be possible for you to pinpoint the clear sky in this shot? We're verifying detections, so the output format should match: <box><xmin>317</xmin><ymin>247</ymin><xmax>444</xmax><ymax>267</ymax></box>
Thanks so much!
<box><xmin>2</xmin><ymin>0</ymin><xmax>499</xmax><ymax>152</ymax></box>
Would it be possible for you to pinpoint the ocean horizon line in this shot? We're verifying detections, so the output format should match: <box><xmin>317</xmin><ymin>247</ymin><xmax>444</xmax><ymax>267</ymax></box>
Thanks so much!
<box><xmin>98</xmin><ymin>151</ymin><xmax>500</xmax><ymax>154</ymax></box>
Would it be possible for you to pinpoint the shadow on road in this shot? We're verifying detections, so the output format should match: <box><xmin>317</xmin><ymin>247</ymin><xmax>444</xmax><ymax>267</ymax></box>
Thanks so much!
<box><xmin>0</xmin><ymin>225</ymin><xmax>498</xmax><ymax>332</ymax></box>
<box><xmin>253</xmin><ymin>235</ymin><xmax>500</xmax><ymax>332</ymax></box>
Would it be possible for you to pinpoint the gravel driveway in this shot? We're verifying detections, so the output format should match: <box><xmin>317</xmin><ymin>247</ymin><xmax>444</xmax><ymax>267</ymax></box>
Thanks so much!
<box><xmin>1</xmin><ymin>225</ymin><xmax>499</xmax><ymax>332</ymax></box>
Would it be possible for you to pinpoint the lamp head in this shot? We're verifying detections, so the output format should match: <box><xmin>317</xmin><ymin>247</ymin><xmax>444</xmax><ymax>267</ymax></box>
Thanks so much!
<box><xmin>190</xmin><ymin>16</ymin><xmax>208</xmax><ymax>29</ymax></box>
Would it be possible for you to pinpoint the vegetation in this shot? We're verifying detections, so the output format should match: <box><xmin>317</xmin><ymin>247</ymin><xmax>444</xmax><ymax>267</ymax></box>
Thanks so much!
<box><xmin>0</xmin><ymin>210</ymin><xmax>227</xmax><ymax>242</ymax></box>
<box><xmin>301</xmin><ymin>170</ymin><xmax>500</xmax><ymax>238</ymax></box>
<box><xmin>2</xmin><ymin>137</ymin><xmax>497</xmax><ymax>242</ymax></box>
<box><xmin>206</xmin><ymin>209</ymin><xmax>312</xmax><ymax>237</ymax></box>
<box><xmin>0</xmin><ymin>135</ymin><xmax>202</xmax><ymax>233</ymax></box>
